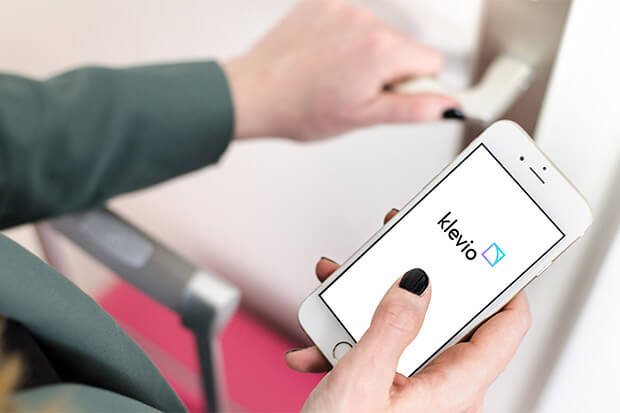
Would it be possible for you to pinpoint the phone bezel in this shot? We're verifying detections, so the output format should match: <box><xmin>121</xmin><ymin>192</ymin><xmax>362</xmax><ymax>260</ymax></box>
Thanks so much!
<box><xmin>298</xmin><ymin>120</ymin><xmax>592</xmax><ymax>374</ymax></box>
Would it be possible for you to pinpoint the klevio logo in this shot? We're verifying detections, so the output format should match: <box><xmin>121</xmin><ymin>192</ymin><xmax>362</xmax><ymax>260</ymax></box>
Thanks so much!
<box><xmin>482</xmin><ymin>243</ymin><xmax>505</xmax><ymax>267</ymax></box>
<box><xmin>437</xmin><ymin>211</ymin><xmax>505</xmax><ymax>266</ymax></box>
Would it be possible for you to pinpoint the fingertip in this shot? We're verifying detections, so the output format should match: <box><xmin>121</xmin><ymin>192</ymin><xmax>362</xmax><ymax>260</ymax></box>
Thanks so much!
<box><xmin>285</xmin><ymin>346</ymin><xmax>331</xmax><ymax>373</ymax></box>
<box><xmin>284</xmin><ymin>351</ymin><xmax>303</xmax><ymax>372</ymax></box>
<box><xmin>507</xmin><ymin>291</ymin><xmax>532</xmax><ymax>333</ymax></box>
<box><xmin>371</xmin><ymin>92</ymin><xmax>461</xmax><ymax>124</ymax></box>
<box><xmin>398</xmin><ymin>268</ymin><xmax>431</xmax><ymax>298</ymax></box>
<box><xmin>315</xmin><ymin>257</ymin><xmax>340</xmax><ymax>282</ymax></box>
<box><xmin>393</xmin><ymin>373</ymin><xmax>408</xmax><ymax>389</ymax></box>
<box><xmin>319</xmin><ymin>256</ymin><xmax>337</xmax><ymax>265</ymax></box>
<box><xmin>384</xmin><ymin>208</ymin><xmax>399</xmax><ymax>224</ymax></box>
<box><xmin>442</xmin><ymin>108</ymin><xmax>466</xmax><ymax>121</ymax></box>
<box><xmin>506</xmin><ymin>290</ymin><xmax>529</xmax><ymax>310</ymax></box>
<box><xmin>357</xmin><ymin>271</ymin><xmax>431</xmax><ymax>368</ymax></box>
<box><xmin>373</xmin><ymin>269</ymin><xmax>433</xmax><ymax>335</ymax></box>
<box><xmin>415</xmin><ymin>93</ymin><xmax>462</xmax><ymax>121</ymax></box>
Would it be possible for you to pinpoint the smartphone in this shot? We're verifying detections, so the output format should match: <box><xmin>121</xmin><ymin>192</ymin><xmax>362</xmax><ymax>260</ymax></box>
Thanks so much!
<box><xmin>298</xmin><ymin>121</ymin><xmax>592</xmax><ymax>376</ymax></box>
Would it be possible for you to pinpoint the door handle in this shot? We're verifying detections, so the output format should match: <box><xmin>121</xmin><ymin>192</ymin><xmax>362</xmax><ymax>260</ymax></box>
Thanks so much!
<box><xmin>397</xmin><ymin>54</ymin><xmax>534</xmax><ymax>125</ymax></box>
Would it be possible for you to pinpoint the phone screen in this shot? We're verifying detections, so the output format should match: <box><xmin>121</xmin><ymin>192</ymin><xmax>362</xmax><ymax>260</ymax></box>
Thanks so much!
<box><xmin>320</xmin><ymin>143</ymin><xmax>565</xmax><ymax>375</ymax></box>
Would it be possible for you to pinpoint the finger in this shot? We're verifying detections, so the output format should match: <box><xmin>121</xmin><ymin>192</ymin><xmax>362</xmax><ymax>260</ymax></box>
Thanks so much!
<box><xmin>363</xmin><ymin>92</ymin><xmax>460</xmax><ymax>125</ymax></box>
<box><xmin>370</xmin><ymin>25</ymin><xmax>443</xmax><ymax>79</ymax></box>
<box><xmin>338</xmin><ymin>268</ymin><xmax>431</xmax><ymax>393</ymax></box>
<box><xmin>388</xmin><ymin>37</ymin><xmax>443</xmax><ymax>79</ymax></box>
<box><xmin>466</xmin><ymin>291</ymin><xmax>531</xmax><ymax>382</ymax></box>
<box><xmin>414</xmin><ymin>291</ymin><xmax>531</xmax><ymax>395</ymax></box>
<box><xmin>285</xmin><ymin>346</ymin><xmax>332</xmax><ymax>373</ymax></box>
<box><xmin>384</xmin><ymin>208</ymin><xmax>399</xmax><ymax>224</ymax></box>
<box><xmin>315</xmin><ymin>257</ymin><xmax>340</xmax><ymax>282</ymax></box>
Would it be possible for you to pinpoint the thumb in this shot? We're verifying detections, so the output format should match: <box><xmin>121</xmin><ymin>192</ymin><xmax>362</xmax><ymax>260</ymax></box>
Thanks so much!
<box><xmin>363</xmin><ymin>92</ymin><xmax>460</xmax><ymax>124</ymax></box>
<box><xmin>339</xmin><ymin>268</ymin><xmax>431</xmax><ymax>391</ymax></box>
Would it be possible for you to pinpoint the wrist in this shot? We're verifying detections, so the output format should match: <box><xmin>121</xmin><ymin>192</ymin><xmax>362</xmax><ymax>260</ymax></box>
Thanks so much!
<box><xmin>223</xmin><ymin>55</ymin><xmax>288</xmax><ymax>140</ymax></box>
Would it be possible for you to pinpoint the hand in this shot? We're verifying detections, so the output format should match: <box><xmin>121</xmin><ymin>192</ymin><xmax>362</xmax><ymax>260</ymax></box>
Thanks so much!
<box><xmin>287</xmin><ymin>209</ymin><xmax>532</xmax><ymax>413</ymax></box>
<box><xmin>224</xmin><ymin>0</ymin><xmax>461</xmax><ymax>141</ymax></box>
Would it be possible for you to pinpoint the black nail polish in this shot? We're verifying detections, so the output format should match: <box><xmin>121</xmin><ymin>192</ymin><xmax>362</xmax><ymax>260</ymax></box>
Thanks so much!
<box><xmin>442</xmin><ymin>108</ymin><xmax>466</xmax><ymax>121</ymax></box>
<box><xmin>399</xmin><ymin>268</ymin><xmax>429</xmax><ymax>296</ymax></box>
<box><xmin>285</xmin><ymin>348</ymin><xmax>303</xmax><ymax>355</ymax></box>
<box><xmin>320</xmin><ymin>256</ymin><xmax>337</xmax><ymax>264</ymax></box>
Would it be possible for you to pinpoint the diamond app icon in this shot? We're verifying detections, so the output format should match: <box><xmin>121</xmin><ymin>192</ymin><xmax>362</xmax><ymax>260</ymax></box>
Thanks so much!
<box><xmin>482</xmin><ymin>242</ymin><xmax>505</xmax><ymax>267</ymax></box>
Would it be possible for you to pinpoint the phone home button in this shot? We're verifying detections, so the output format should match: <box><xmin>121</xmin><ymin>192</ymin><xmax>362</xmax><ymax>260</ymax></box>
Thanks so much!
<box><xmin>333</xmin><ymin>341</ymin><xmax>353</xmax><ymax>360</ymax></box>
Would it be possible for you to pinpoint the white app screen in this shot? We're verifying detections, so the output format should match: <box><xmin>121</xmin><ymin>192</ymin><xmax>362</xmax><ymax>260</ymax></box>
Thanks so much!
<box><xmin>320</xmin><ymin>144</ymin><xmax>564</xmax><ymax>375</ymax></box>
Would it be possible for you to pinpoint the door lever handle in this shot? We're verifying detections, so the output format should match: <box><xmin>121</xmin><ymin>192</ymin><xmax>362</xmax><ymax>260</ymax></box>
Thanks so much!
<box><xmin>396</xmin><ymin>54</ymin><xmax>534</xmax><ymax>125</ymax></box>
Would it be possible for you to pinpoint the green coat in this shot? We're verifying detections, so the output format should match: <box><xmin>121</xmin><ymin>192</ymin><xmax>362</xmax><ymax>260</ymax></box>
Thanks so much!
<box><xmin>0</xmin><ymin>61</ymin><xmax>234</xmax><ymax>412</ymax></box>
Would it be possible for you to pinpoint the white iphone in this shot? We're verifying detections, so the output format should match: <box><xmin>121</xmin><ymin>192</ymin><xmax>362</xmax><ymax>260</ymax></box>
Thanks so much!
<box><xmin>298</xmin><ymin>121</ymin><xmax>592</xmax><ymax>376</ymax></box>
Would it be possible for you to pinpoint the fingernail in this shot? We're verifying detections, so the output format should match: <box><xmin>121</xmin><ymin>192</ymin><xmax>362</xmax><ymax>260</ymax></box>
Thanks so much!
<box><xmin>390</xmin><ymin>208</ymin><xmax>399</xmax><ymax>214</ymax></box>
<box><xmin>285</xmin><ymin>348</ymin><xmax>303</xmax><ymax>355</ymax></box>
<box><xmin>442</xmin><ymin>108</ymin><xmax>466</xmax><ymax>121</ymax></box>
<box><xmin>399</xmin><ymin>268</ymin><xmax>429</xmax><ymax>296</ymax></box>
<box><xmin>320</xmin><ymin>256</ymin><xmax>337</xmax><ymax>264</ymax></box>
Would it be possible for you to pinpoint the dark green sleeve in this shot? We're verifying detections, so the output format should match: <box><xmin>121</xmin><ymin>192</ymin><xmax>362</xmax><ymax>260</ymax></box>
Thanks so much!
<box><xmin>0</xmin><ymin>61</ymin><xmax>234</xmax><ymax>229</ymax></box>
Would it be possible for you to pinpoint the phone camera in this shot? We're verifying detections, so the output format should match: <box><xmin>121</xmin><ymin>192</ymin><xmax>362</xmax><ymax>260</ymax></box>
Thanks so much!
<box><xmin>520</xmin><ymin>156</ymin><xmax>525</xmax><ymax>161</ymax></box>
<box><xmin>543</xmin><ymin>166</ymin><xmax>547</xmax><ymax>171</ymax></box>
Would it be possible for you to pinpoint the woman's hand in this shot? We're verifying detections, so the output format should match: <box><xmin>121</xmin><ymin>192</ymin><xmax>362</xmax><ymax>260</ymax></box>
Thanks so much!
<box><xmin>225</xmin><ymin>0</ymin><xmax>461</xmax><ymax>141</ymax></box>
<box><xmin>287</xmin><ymin>209</ymin><xmax>532</xmax><ymax>413</ymax></box>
